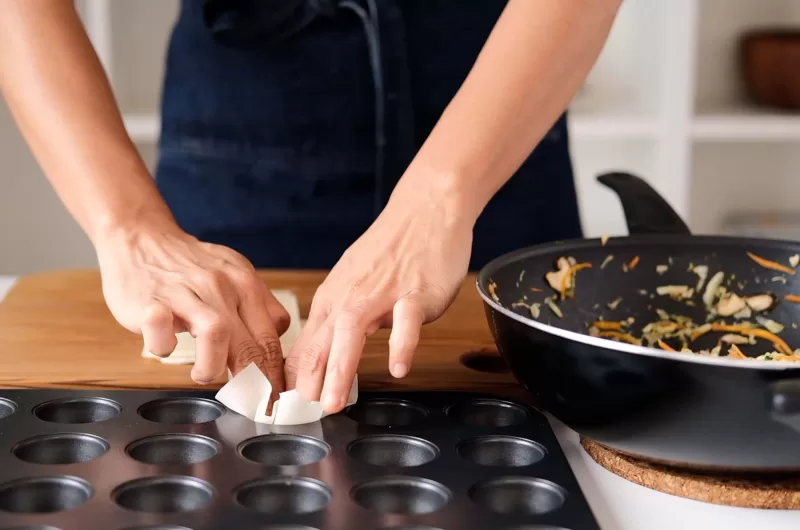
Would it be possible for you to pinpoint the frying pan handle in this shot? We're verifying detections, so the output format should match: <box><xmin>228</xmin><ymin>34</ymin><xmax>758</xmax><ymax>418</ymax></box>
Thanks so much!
<box><xmin>768</xmin><ymin>379</ymin><xmax>800</xmax><ymax>434</ymax></box>
<box><xmin>597</xmin><ymin>172</ymin><xmax>692</xmax><ymax>235</ymax></box>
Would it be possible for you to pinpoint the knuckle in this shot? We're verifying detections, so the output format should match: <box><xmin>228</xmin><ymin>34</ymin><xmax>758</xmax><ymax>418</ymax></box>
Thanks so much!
<box><xmin>220</xmin><ymin>246</ymin><xmax>256</xmax><ymax>271</ymax></box>
<box><xmin>198</xmin><ymin>269</ymin><xmax>229</xmax><ymax>294</ymax></box>
<box><xmin>231</xmin><ymin>267</ymin><xmax>262</xmax><ymax>294</ymax></box>
<box><xmin>272</xmin><ymin>311</ymin><xmax>291</xmax><ymax>335</ymax></box>
<box><xmin>335</xmin><ymin>303</ymin><xmax>369</xmax><ymax>332</ymax></box>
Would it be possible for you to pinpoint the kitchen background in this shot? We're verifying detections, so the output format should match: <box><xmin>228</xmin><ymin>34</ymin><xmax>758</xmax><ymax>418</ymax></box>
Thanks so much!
<box><xmin>1</xmin><ymin>0</ymin><xmax>799</xmax><ymax>275</ymax></box>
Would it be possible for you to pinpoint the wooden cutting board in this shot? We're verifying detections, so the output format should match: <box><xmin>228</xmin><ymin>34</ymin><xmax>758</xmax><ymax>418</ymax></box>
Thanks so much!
<box><xmin>0</xmin><ymin>269</ymin><xmax>525</xmax><ymax>399</ymax></box>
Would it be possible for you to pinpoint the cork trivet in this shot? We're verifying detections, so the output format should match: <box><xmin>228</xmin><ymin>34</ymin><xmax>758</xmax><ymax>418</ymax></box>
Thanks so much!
<box><xmin>581</xmin><ymin>437</ymin><xmax>800</xmax><ymax>509</ymax></box>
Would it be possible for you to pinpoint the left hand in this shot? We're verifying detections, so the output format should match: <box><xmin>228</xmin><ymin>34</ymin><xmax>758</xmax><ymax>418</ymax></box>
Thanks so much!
<box><xmin>284</xmin><ymin>182</ymin><xmax>474</xmax><ymax>413</ymax></box>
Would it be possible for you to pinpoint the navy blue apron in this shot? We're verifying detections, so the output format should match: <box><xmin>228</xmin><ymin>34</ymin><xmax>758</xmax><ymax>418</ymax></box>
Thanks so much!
<box><xmin>154</xmin><ymin>0</ymin><xmax>583</xmax><ymax>271</ymax></box>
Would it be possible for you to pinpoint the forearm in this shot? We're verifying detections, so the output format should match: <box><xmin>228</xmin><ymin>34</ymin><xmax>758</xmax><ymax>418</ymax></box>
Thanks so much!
<box><xmin>392</xmin><ymin>0</ymin><xmax>623</xmax><ymax>225</ymax></box>
<box><xmin>0</xmin><ymin>0</ymin><xmax>175</xmax><ymax>244</ymax></box>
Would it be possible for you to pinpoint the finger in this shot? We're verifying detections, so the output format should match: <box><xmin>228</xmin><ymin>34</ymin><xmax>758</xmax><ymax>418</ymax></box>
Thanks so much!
<box><xmin>170</xmin><ymin>291</ymin><xmax>230</xmax><ymax>384</ymax></box>
<box><xmin>263</xmin><ymin>288</ymin><xmax>291</xmax><ymax>337</ymax></box>
<box><xmin>285</xmin><ymin>295</ymin><xmax>330</xmax><ymax>390</ymax></box>
<box><xmin>388</xmin><ymin>297</ymin><xmax>424</xmax><ymax>378</ymax></box>
<box><xmin>290</xmin><ymin>318</ymin><xmax>335</xmax><ymax>401</ymax></box>
<box><xmin>320</xmin><ymin>303</ymin><xmax>375</xmax><ymax>413</ymax></box>
<box><xmin>141</xmin><ymin>301</ymin><xmax>177</xmax><ymax>357</ymax></box>
<box><xmin>235</xmin><ymin>295</ymin><xmax>286</xmax><ymax>399</ymax></box>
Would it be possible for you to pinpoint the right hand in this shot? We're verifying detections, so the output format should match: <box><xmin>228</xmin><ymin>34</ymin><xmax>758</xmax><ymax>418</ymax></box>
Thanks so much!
<box><xmin>94</xmin><ymin>216</ymin><xmax>290</xmax><ymax>398</ymax></box>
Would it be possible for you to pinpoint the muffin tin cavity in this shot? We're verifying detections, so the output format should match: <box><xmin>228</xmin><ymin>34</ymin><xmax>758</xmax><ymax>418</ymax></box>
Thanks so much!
<box><xmin>0</xmin><ymin>398</ymin><xmax>17</xmax><ymax>420</ymax></box>
<box><xmin>446</xmin><ymin>399</ymin><xmax>528</xmax><ymax>428</ymax></box>
<box><xmin>347</xmin><ymin>435</ymin><xmax>439</xmax><ymax>467</ymax></box>
<box><xmin>234</xmin><ymin>477</ymin><xmax>331</xmax><ymax>515</ymax></box>
<box><xmin>137</xmin><ymin>398</ymin><xmax>224</xmax><ymax>424</ymax></box>
<box><xmin>13</xmin><ymin>433</ymin><xmax>109</xmax><ymax>465</ymax></box>
<box><xmin>468</xmin><ymin>477</ymin><xmax>567</xmax><ymax>515</ymax></box>
<box><xmin>351</xmin><ymin>476</ymin><xmax>452</xmax><ymax>515</ymax></box>
<box><xmin>238</xmin><ymin>434</ymin><xmax>330</xmax><ymax>466</ymax></box>
<box><xmin>33</xmin><ymin>398</ymin><xmax>120</xmax><ymax>424</ymax></box>
<box><xmin>456</xmin><ymin>436</ymin><xmax>546</xmax><ymax>467</ymax></box>
<box><xmin>126</xmin><ymin>434</ymin><xmax>220</xmax><ymax>466</ymax></box>
<box><xmin>0</xmin><ymin>476</ymin><xmax>92</xmax><ymax>514</ymax></box>
<box><xmin>112</xmin><ymin>476</ymin><xmax>214</xmax><ymax>513</ymax></box>
<box><xmin>345</xmin><ymin>399</ymin><xmax>429</xmax><ymax>426</ymax></box>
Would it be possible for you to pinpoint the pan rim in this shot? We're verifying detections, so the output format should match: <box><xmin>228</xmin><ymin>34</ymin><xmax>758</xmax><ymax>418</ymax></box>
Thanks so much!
<box><xmin>476</xmin><ymin>234</ymin><xmax>800</xmax><ymax>372</ymax></box>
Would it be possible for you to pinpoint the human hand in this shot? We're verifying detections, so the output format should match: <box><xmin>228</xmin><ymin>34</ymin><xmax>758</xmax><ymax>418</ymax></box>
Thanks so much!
<box><xmin>284</xmin><ymin>183</ymin><xmax>474</xmax><ymax>413</ymax></box>
<box><xmin>95</xmin><ymin>216</ymin><xmax>290</xmax><ymax>401</ymax></box>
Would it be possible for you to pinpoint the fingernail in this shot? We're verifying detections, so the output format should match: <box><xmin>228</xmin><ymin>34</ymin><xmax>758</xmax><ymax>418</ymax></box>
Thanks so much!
<box><xmin>391</xmin><ymin>363</ymin><xmax>408</xmax><ymax>378</ymax></box>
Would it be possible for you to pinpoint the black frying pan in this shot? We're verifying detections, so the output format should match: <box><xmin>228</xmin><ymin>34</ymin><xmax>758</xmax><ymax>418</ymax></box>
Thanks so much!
<box><xmin>477</xmin><ymin>172</ymin><xmax>800</xmax><ymax>472</ymax></box>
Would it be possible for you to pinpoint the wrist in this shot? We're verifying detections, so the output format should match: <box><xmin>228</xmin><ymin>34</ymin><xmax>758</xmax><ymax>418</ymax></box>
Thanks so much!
<box><xmin>390</xmin><ymin>161</ymin><xmax>484</xmax><ymax>231</ymax></box>
<box><xmin>91</xmin><ymin>202</ymin><xmax>180</xmax><ymax>251</ymax></box>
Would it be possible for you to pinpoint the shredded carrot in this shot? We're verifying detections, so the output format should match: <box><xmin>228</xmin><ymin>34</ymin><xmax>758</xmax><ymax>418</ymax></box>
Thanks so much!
<box><xmin>597</xmin><ymin>331</ymin><xmax>641</xmax><ymax>345</ymax></box>
<box><xmin>530</xmin><ymin>287</ymin><xmax>543</xmax><ymax>292</ymax></box>
<box><xmin>657</xmin><ymin>339</ymin><xmax>675</xmax><ymax>352</ymax></box>
<box><xmin>708</xmin><ymin>324</ymin><xmax>792</xmax><ymax>355</ymax></box>
<box><xmin>625</xmin><ymin>256</ymin><xmax>640</xmax><ymax>270</ymax></box>
<box><xmin>559</xmin><ymin>262</ymin><xmax>592</xmax><ymax>298</ymax></box>
<box><xmin>593</xmin><ymin>321</ymin><xmax>623</xmax><ymax>331</ymax></box>
<box><xmin>747</xmin><ymin>251</ymin><xmax>797</xmax><ymax>275</ymax></box>
<box><xmin>728</xmin><ymin>343</ymin><xmax>747</xmax><ymax>359</ymax></box>
<box><xmin>785</xmin><ymin>294</ymin><xmax>800</xmax><ymax>303</ymax></box>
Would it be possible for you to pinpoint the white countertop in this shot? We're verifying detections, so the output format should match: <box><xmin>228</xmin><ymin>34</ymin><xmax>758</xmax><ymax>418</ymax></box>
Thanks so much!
<box><xmin>0</xmin><ymin>274</ymin><xmax>798</xmax><ymax>529</ymax></box>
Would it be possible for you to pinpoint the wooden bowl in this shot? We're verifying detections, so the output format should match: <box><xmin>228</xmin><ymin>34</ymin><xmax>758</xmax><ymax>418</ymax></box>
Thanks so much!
<box><xmin>739</xmin><ymin>29</ymin><xmax>800</xmax><ymax>110</ymax></box>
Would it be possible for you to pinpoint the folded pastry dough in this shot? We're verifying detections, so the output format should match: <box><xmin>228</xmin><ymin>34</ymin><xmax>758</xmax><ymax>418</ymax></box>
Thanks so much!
<box><xmin>215</xmin><ymin>362</ymin><xmax>358</xmax><ymax>426</ymax></box>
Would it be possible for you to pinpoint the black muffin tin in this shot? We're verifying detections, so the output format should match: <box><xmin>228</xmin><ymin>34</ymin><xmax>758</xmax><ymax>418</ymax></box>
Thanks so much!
<box><xmin>0</xmin><ymin>389</ymin><xmax>599</xmax><ymax>530</ymax></box>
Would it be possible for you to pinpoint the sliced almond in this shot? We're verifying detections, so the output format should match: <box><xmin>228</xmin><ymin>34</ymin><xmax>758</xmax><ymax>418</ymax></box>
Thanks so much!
<box><xmin>744</xmin><ymin>293</ymin><xmax>774</xmax><ymax>312</ymax></box>
<box><xmin>716</xmin><ymin>293</ymin><xmax>747</xmax><ymax>317</ymax></box>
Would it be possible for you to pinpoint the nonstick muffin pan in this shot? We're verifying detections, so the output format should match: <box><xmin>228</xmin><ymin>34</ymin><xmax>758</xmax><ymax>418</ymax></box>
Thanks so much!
<box><xmin>0</xmin><ymin>389</ymin><xmax>600</xmax><ymax>529</ymax></box>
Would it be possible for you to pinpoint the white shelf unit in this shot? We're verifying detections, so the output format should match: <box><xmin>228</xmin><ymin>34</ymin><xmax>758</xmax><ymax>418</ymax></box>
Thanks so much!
<box><xmin>76</xmin><ymin>0</ymin><xmax>800</xmax><ymax>239</ymax></box>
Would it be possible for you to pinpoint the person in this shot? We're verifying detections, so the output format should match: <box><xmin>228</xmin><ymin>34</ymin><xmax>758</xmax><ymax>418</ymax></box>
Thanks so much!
<box><xmin>0</xmin><ymin>0</ymin><xmax>623</xmax><ymax>413</ymax></box>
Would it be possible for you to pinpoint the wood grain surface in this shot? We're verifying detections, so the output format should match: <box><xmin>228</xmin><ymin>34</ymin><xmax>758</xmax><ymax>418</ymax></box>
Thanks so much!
<box><xmin>0</xmin><ymin>269</ymin><xmax>527</xmax><ymax>400</ymax></box>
